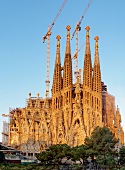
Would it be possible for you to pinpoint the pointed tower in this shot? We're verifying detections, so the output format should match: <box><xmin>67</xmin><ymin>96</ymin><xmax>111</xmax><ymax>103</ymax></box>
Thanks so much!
<box><xmin>62</xmin><ymin>25</ymin><xmax>73</xmax><ymax>143</ymax></box>
<box><xmin>83</xmin><ymin>26</ymin><xmax>92</xmax><ymax>88</ymax></box>
<box><xmin>92</xmin><ymin>36</ymin><xmax>102</xmax><ymax>128</ymax></box>
<box><xmin>63</xmin><ymin>25</ymin><xmax>72</xmax><ymax>105</ymax></box>
<box><xmin>52</xmin><ymin>35</ymin><xmax>62</xmax><ymax>100</ymax></box>
<box><xmin>63</xmin><ymin>25</ymin><xmax>72</xmax><ymax>88</ymax></box>
<box><xmin>52</xmin><ymin>35</ymin><xmax>62</xmax><ymax>110</ymax></box>
<box><xmin>83</xmin><ymin>26</ymin><xmax>92</xmax><ymax>136</ymax></box>
<box><xmin>51</xmin><ymin>35</ymin><xmax>64</xmax><ymax>144</ymax></box>
<box><xmin>93</xmin><ymin>36</ymin><xmax>102</xmax><ymax>93</ymax></box>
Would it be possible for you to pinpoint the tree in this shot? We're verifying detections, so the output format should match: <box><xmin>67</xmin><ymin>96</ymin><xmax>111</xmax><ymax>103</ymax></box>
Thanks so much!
<box><xmin>96</xmin><ymin>154</ymin><xmax>116</xmax><ymax>169</ymax></box>
<box><xmin>36</xmin><ymin>144</ymin><xmax>71</xmax><ymax>165</ymax></box>
<box><xmin>71</xmin><ymin>145</ymin><xmax>88</xmax><ymax>165</ymax></box>
<box><xmin>119</xmin><ymin>146</ymin><xmax>125</xmax><ymax>166</ymax></box>
<box><xmin>84</xmin><ymin>126</ymin><xmax>118</xmax><ymax>168</ymax></box>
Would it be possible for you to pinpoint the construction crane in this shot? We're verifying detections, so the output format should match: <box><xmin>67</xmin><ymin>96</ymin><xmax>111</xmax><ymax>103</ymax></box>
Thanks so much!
<box><xmin>42</xmin><ymin>0</ymin><xmax>68</xmax><ymax>99</ymax></box>
<box><xmin>71</xmin><ymin>0</ymin><xmax>93</xmax><ymax>82</ymax></box>
<box><xmin>72</xmin><ymin>41</ymin><xmax>86</xmax><ymax>60</ymax></box>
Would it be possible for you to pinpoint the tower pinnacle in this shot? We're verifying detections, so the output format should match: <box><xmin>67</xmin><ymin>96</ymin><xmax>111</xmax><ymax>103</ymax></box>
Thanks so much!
<box><xmin>86</xmin><ymin>26</ymin><xmax>90</xmax><ymax>34</ymax></box>
<box><xmin>83</xmin><ymin>26</ymin><xmax>92</xmax><ymax>88</ymax></box>
<box><xmin>65</xmin><ymin>25</ymin><xmax>71</xmax><ymax>55</ymax></box>
<box><xmin>94</xmin><ymin>36</ymin><xmax>100</xmax><ymax>66</ymax></box>
<box><xmin>85</xmin><ymin>26</ymin><xmax>91</xmax><ymax>55</ymax></box>
<box><xmin>52</xmin><ymin>35</ymin><xmax>62</xmax><ymax>95</ymax></box>
<box><xmin>93</xmin><ymin>36</ymin><xmax>101</xmax><ymax>92</ymax></box>
<box><xmin>56</xmin><ymin>35</ymin><xmax>61</xmax><ymax>64</ymax></box>
<box><xmin>66</xmin><ymin>25</ymin><xmax>71</xmax><ymax>31</ymax></box>
<box><xmin>63</xmin><ymin>25</ymin><xmax>72</xmax><ymax>88</ymax></box>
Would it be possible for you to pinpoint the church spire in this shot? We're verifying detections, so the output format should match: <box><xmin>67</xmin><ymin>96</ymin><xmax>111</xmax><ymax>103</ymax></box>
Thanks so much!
<box><xmin>65</xmin><ymin>25</ymin><xmax>71</xmax><ymax>55</ymax></box>
<box><xmin>83</xmin><ymin>26</ymin><xmax>92</xmax><ymax>88</ymax></box>
<box><xmin>52</xmin><ymin>35</ymin><xmax>62</xmax><ymax>94</ymax></box>
<box><xmin>55</xmin><ymin>35</ymin><xmax>61</xmax><ymax>64</ymax></box>
<box><xmin>85</xmin><ymin>26</ymin><xmax>91</xmax><ymax>55</ymax></box>
<box><xmin>94</xmin><ymin>36</ymin><xmax>100</xmax><ymax>66</ymax></box>
<box><xmin>63</xmin><ymin>25</ymin><xmax>72</xmax><ymax>88</ymax></box>
<box><xmin>93</xmin><ymin>36</ymin><xmax>101</xmax><ymax>92</ymax></box>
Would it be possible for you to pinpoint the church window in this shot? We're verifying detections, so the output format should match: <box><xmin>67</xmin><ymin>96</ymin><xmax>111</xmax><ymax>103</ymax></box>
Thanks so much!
<box><xmin>56</xmin><ymin>98</ymin><xmax>57</xmax><ymax>109</ymax></box>
<box><xmin>75</xmin><ymin>119</ymin><xmax>80</xmax><ymax>125</ymax></box>
<box><xmin>87</xmin><ymin>92</ymin><xmax>89</xmax><ymax>104</ymax></box>
<box><xmin>87</xmin><ymin>99</ymin><xmax>89</xmax><ymax>105</ymax></box>
<box><xmin>95</xmin><ymin>97</ymin><xmax>96</xmax><ymax>109</ymax></box>
<box><xmin>67</xmin><ymin>92</ymin><xmax>68</xmax><ymax>97</ymax></box>
<box><xmin>69</xmin><ymin>91</ymin><xmax>70</xmax><ymax>103</ymax></box>
<box><xmin>92</xmin><ymin>96</ymin><xmax>93</xmax><ymax>107</ymax></box>
<box><xmin>81</xmin><ymin>91</ymin><xmax>83</xmax><ymax>99</ymax></box>
<box><xmin>72</xmin><ymin>88</ymin><xmax>75</xmax><ymax>98</ymax></box>
<box><xmin>61</xmin><ymin>96</ymin><xmax>63</xmax><ymax>107</ymax></box>
<box><xmin>87</xmin><ymin>92</ymin><xmax>89</xmax><ymax>99</ymax></box>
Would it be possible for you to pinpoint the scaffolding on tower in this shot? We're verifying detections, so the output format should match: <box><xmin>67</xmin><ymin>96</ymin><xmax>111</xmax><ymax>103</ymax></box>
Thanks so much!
<box><xmin>2</xmin><ymin>121</ymin><xmax>8</xmax><ymax>145</ymax></box>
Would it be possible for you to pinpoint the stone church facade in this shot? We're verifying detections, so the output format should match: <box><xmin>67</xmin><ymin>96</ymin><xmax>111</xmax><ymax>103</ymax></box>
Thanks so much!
<box><xmin>3</xmin><ymin>26</ymin><xmax>124</xmax><ymax>157</ymax></box>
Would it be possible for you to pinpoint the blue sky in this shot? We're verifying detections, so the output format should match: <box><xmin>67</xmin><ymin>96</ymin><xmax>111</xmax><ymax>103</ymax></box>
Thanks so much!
<box><xmin>0</xmin><ymin>0</ymin><xmax>125</xmax><ymax>142</ymax></box>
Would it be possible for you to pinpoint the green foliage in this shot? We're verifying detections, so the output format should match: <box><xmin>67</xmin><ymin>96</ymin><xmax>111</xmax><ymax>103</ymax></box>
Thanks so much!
<box><xmin>71</xmin><ymin>145</ymin><xmax>88</xmax><ymax>164</ymax></box>
<box><xmin>36</xmin><ymin>144</ymin><xmax>71</xmax><ymax>165</ymax></box>
<box><xmin>36</xmin><ymin>127</ymin><xmax>119</xmax><ymax>169</ymax></box>
<box><xmin>120</xmin><ymin>168</ymin><xmax>125</xmax><ymax>170</ymax></box>
<box><xmin>96</xmin><ymin>154</ymin><xmax>116</xmax><ymax>169</ymax></box>
<box><xmin>119</xmin><ymin>146</ymin><xmax>125</xmax><ymax>166</ymax></box>
<box><xmin>84</xmin><ymin>126</ymin><xmax>118</xmax><ymax>157</ymax></box>
<box><xmin>83</xmin><ymin>126</ymin><xmax>118</xmax><ymax>169</ymax></box>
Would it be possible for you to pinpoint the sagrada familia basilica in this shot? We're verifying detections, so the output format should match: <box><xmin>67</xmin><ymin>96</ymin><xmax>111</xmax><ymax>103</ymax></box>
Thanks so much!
<box><xmin>2</xmin><ymin>26</ymin><xmax>124</xmax><ymax>157</ymax></box>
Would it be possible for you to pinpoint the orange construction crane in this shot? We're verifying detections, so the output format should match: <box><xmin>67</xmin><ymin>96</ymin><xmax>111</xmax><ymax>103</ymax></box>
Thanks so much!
<box><xmin>42</xmin><ymin>0</ymin><xmax>68</xmax><ymax>98</ymax></box>
<box><xmin>71</xmin><ymin>0</ymin><xmax>93</xmax><ymax>82</ymax></box>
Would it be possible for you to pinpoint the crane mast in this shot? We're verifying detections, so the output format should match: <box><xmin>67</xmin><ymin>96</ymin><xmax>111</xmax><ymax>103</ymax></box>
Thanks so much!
<box><xmin>72</xmin><ymin>42</ymin><xmax>86</xmax><ymax>60</ymax></box>
<box><xmin>71</xmin><ymin>0</ymin><xmax>93</xmax><ymax>82</ymax></box>
<box><xmin>74</xmin><ymin>23</ymin><xmax>81</xmax><ymax>81</ymax></box>
<box><xmin>45</xmin><ymin>26</ymin><xmax>51</xmax><ymax>98</ymax></box>
<box><xmin>43</xmin><ymin>0</ymin><xmax>68</xmax><ymax>98</ymax></box>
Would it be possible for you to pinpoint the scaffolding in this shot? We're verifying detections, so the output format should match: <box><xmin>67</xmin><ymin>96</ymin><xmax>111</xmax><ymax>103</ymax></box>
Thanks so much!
<box><xmin>2</xmin><ymin>121</ymin><xmax>9</xmax><ymax>145</ymax></box>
